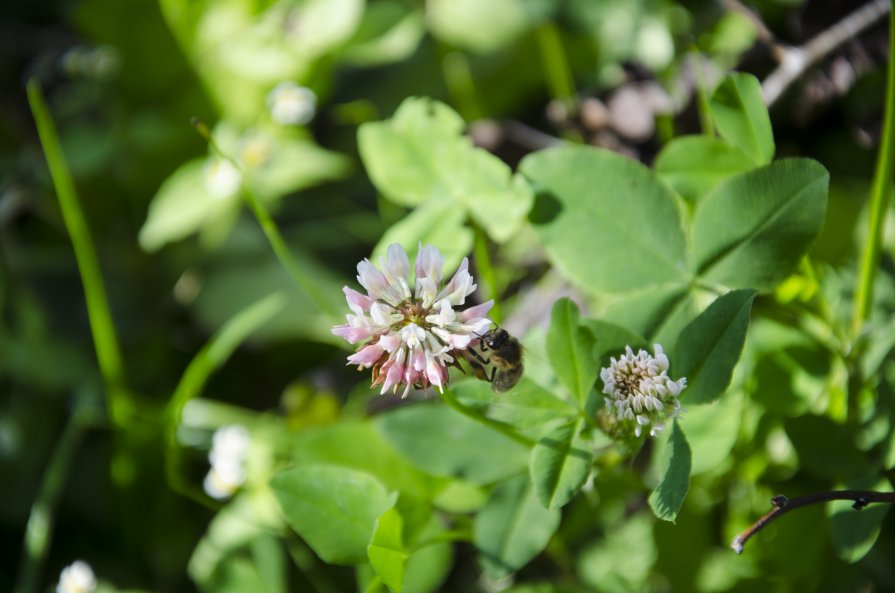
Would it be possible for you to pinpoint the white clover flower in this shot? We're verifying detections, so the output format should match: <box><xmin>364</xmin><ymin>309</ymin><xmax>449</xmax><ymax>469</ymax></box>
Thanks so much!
<box><xmin>267</xmin><ymin>82</ymin><xmax>317</xmax><ymax>126</ymax></box>
<box><xmin>203</xmin><ymin>157</ymin><xmax>241</xmax><ymax>200</ymax></box>
<box><xmin>600</xmin><ymin>344</ymin><xmax>686</xmax><ymax>438</ymax></box>
<box><xmin>332</xmin><ymin>243</ymin><xmax>493</xmax><ymax>397</ymax></box>
<box><xmin>203</xmin><ymin>425</ymin><xmax>250</xmax><ymax>500</ymax></box>
<box><xmin>57</xmin><ymin>560</ymin><xmax>96</xmax><ymax>593</ymax></box>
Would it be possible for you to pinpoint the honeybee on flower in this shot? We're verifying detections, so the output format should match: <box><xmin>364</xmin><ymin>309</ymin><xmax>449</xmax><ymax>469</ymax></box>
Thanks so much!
<box><xmin>332</xmin><ymin>243</ymin><xmax>493</xmax><ymax>397</ymax></box>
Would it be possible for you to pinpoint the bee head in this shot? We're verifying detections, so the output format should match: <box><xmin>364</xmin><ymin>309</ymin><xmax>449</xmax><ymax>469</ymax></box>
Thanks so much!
<box><xmin>484</xmin><ymin>328</ymin><xmax>509</xmax><ymax>349</ymax></box>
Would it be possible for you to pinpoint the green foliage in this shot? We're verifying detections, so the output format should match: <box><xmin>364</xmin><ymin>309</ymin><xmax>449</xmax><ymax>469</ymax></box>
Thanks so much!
<box><xmin>270</xmin><ymin>465</ymin><xmax>397</xmax><ymax>565</ymax></box>
<box><xmin>690</xmin><ymin>159</ymin><xmax>829</xmax><ymax>290</ymax></box>
<box><xmin>530</xmin><ymin>419</ymin><xmax>593</xmax><ymax>509</ymax></box>
<box><xmin>359</xmin><ymin>97</ymin><xmax>533</xmax><ymax>256</ymax></box>
<box><xmin>828</xmin><ymin>476</ymin><xmax>893</xmax><ymax>563</ymax></box>
<box><xmin>546</xmin><ymin>298</ymin><xmax>597</xmax><ymax>406</ymax></box>
<box><xmin>473</xmin><ymin>475</ymin><xmax>561</xmax><ymax>579</ymax></box>
<box><xmin>675</xmin><ymin>289</ymin><xmax>756</xmax><ymax>404</ymax></box>
<box><xmin>14</xmin><ymin>1</ymin><xmax>895</xmax><ymax>592</ymax></box>
<box><xmin>367</xmin><ymin>507</ymin><xmax>406</xmax><ymax>592</ymax></box>
<box><xmin>655</xmin><ymin>136</ymin><xmax>754</xmax><ymax>202</ymax></box>
<box><xmin>375</xmin><ymin>403</ymin><xmax>529</xmax><ymax>485</ymax></box>
<box><xmin>522</xmin><ymin>146</ymin><xmax>689</xmax><ymax>294</ymax></box>
<box><xmin>709</xmin><ymin>73</ymin><xmax>775</xmax><ymax>165</ymax></box>
<box><xmin>648</xmin><ymin>422</ymin><xmax>691</xmax><ymax>522</ymax></box>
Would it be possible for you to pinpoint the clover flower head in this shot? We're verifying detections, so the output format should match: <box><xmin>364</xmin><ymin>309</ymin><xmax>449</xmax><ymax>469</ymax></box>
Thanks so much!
<box><xmin>332</xmin><ymin>243</ymin><xmax>493</xmax><ymax>397</ymax></box>
<box><xmin>203</xmin><ymin>424</ymin><xmax>250</xmax><ymax>500</ymax></box>
<box><xmin>57</xmin><ymin>560</ymin><xmax>96</xmax><ymax>593</ymax></box>
<box><xmin>600</xmin><ymin>344</ymin><xmax>686</xmax><ymax>438</ymax></box>
<box><xmin>267</xmin><ymin>81</ymin><xmax>317</xmax><ymax>125</ymax></box>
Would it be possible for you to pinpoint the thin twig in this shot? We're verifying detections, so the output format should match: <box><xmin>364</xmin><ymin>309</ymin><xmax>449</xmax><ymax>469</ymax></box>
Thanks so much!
<box><xmin>731</xmin><ymin>490</ymin><xmax>895</xmax><ymax>554</ymax></box>
<box><xmin>762</xmin><ymin>0</ymin><xmax>891</xmax><ymax>106</ymax></box>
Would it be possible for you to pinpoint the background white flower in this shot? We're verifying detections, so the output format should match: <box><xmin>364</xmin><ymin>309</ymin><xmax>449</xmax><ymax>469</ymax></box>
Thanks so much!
<box><xmin>57</xmin><ymin>560</ymin><xmax>96</xmax><ymax>593</ymax></box>
<box><xmin>333</xmin><ymin>243</ymin><xmax>492</xmax><ymax>397</ymax></box>
<box><xmin>601</xmin><ymin>344</ymin><xmax>686</xmax><ymax>437</ymax></box>
<box><xmin>267</xmin><ymin>82</ymin><xmax>317</xmax><ymax>125</ymax></box>
<box><xmin>203</xmin><ymin>157</ymin><xmax>241</xmax><ymax>199</ymax></box>
<box><xmin>203</xmin><ymin>425</ymin><xmax>250</xmax><ymax>500</ymax></box>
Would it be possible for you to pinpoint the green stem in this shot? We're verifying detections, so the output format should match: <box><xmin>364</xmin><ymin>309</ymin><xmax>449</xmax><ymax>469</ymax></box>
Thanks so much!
<box><xmin>165</xmin><ymin>293</ymin><xmax>286</xmax><ymax>504</ymax></box>
<box><xmin>361</xmin><ymin>575</ymin><xmax>384</xmax><ymax>593</ymax></box>
<box><xmin>442</xmin><ymin>52</ymin><xmax>484</xmax><ymax>121</ymax></box>
<box><xmin>535</xmin><ymin>23</ymin><xmax>576</xmax><ymax>105</ymax></box>
<box><xmin>691</xmin><ymin>47</ymin><xmax>715</xmax><ymax>137</ymax></box>
<box><xmin>14</xmin><ymin>398</ymin><xmax>95</xmax><ymax>593</ymax></box>
<box><xmin>440</xmin><ymin>389</ymin><xmax>534</xmax><ymax>447</ymax></box>
<box><xmin>472</xmin><ymin>224</ymin><xmax>501</xmax><ymax>324</ymax></box>
<box><xmin>192</xmin><ymin>120</ymin><xmax>339</xmax><ymax>320</ymax></box>
<box><xmin>26</xmin><ymin>80</ymin><xmax>131</xmax><ymax>427</ymax></box>
<box><xmin>851</xmin><ymin>6</ymin><xmax>895</xmax><ymax>339</ymax></box>
<box><xmin>409</xmin><ymin>529</ymin><xmax>471</xmax><ymax>553</ymax></box>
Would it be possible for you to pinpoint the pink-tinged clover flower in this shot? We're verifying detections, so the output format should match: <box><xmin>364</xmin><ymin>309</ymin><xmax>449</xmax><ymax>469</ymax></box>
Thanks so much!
<box><xmin>333</xmin><ymin>243</ymin><xmax>493</xmax><ymax>397</ymax></box>
<box><xmin>600</xmin><ymin>344</ymin><xmax>686</xmax><ymax>438</ymax></box>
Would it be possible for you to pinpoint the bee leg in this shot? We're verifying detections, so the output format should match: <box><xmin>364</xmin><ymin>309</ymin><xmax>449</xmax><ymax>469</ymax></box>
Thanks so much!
<box><xmin>466</xmin><ymin>357</ymin><xmax>491</xmax><ymax>382</ymax></box>
<box><xmin>467</xmin><ymin>348</ymin><xmax>491</xmax><ymax>366</ymax></box>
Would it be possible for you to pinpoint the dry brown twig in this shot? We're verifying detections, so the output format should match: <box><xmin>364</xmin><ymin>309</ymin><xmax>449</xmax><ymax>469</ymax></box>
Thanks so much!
<box><xmin>731</xmin><ymin>490</ymin><xmax>895</xmax><ymax>554</ymax></box>
<box><xmin>761</xmin><ymin>0</ymin><xmax>891</xmax><ymax>106</ymax></box>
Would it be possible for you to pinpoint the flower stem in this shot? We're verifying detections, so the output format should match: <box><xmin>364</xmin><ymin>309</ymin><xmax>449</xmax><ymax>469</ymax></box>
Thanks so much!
<box><xmin>165</xmin><ymin>292</ymin><xmax>286</xmax><ymax>505</ymax></box>
<box><xmin>191</xmin><ymin>119</ymin><xmax>340</xmax><ymax>321</ymax></box>
<box><xmin>26</xmin><ymin>79</ymin><xmax>132</xmax><ymax>428</ymax></box>
<box><xmin>691</xmin><ymin>48</ymin><xmax>715</xmax><ymax>137</ymax></box>
<box><xmin>14</xmin><ymin>397</ymin><xmax>98</xmax><ymax>593</ymax></box>
<box><xmin>851</xmin><ymin>6</ymin><xmax>895</xmax><ymax>339</ymax></box>
<box><xmin>442</xmin><ymin>52</ymin><xmax>484</xmax><ymax>121</ymax></box>
<box><xmin>440</xmin><ymin>389</ymin><xmax>534</xmax><ymax>447</ymax></box>
<box><xmin>472</xmin><ymin>223</ymin><xmax>502</xmax><ymax>324</ymax></box>
<box><xmin>536</xmin><ymin>22</ymin><xmax>576</xmax><ymax>106</ymax></box>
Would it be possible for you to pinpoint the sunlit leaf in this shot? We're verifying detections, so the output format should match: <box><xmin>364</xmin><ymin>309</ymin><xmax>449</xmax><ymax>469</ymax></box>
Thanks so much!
<box><xmin>691</xmin><ymin>159</ymin><xmax>829</xmax><ymax>290</ymax></box>
<box><xmin>372</xmin><ymin>201</ymin><xmax>474</xmax><ymax>275</ymax></box>
<box><xmin>546</xmin><ymin>298</ymin><xmax>597</xmax><ymax>406</ymax></box>
<box><xmin>675</xmin><ymin>289</ymin><xmax>756</xmax><ymax>404</ymax></box>
<box><xmin>376</xmin><ymin>403</ymin><xmax>529</xmax><ymax>485</ymax></box>
<box><xmin>368</xmin><ymin>507</ymin><xmax>407</xmax><ymax>593</ymax></box>
<box><xmin>291</xmin><ymin>420</ymin><xmax>447</xmax><ymax>501</ymax></box>
<box><xmin>359</xmin><ymin>97</ymin><xmax>533</xmax><ymax>242</ymax></box>
<box><xmin>270</xmin><ymin>466</ymin><xmax>397</xmax><ymax>565</ymax></box>
<box><xmin>521</xmin><ymin>146</ymin><xmax>689</xmax><ymax>294</ymax></box>
<box><xmin>139</xmin><ymin>159</ymin><xmax>236</xmax><ymax>251</ymax></box>
<box><xmin>343</xmin><ymin>2</ymin><xmax>426</xmax><ymax>67</ymax></box>
<box><xmin>709</xmin><ymin>73</ymin><xmax>774</xmax><ymax>165</ymax></box>
<box><xmin>485</xmin><ymin>378</ymin><xmax>578</xmax><ymax>429</ymax></box>
<box><xmin>654</xmin><ymin>135</ymin><xmax>754</xmax><ymax>201</ymax></box>
<box><xmin>678</xmin><ymin>393</ymin><xmax>743</xmax><ymax>476</ymax></box>
<box><xmin>427</xmin><ymin>0</ymin><xmax>553</xmax><ymax>53</ymax></box>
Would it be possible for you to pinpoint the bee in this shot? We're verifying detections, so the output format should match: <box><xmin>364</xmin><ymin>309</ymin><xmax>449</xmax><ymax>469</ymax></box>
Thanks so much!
<box><xmin>464</xmin><ymin>328</ymin><xmax>524</xmax><ymax>392</ymax></box>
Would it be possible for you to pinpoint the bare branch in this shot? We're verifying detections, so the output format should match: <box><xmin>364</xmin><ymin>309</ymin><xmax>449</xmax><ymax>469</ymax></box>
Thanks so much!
<box><xmin>762</xmin><ymin>0</ymin><xmax>891</xmax><ymax>106</ymax></box>
<box><xmin>731</xmin><ymin>490</ymin><xmax>895</xmax><ymax>554</ymax></box>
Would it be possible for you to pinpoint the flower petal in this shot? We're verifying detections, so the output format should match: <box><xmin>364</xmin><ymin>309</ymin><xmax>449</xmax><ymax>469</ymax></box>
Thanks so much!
<box><xmin>347</xmin><ymin>343</ymin><xmax>385</xmax><ymax>367</ymax></box>
<box><xmin>343</xmin><ymin>286</ymin><xmax>373</xmax><ymax>314</ymax></box>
